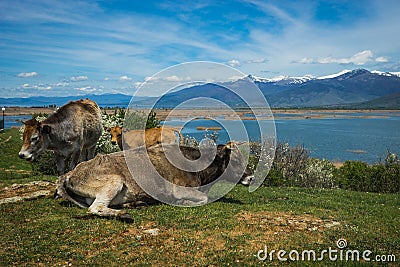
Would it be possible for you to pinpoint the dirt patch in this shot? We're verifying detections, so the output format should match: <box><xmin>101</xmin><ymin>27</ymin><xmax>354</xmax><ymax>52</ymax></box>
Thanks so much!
<box><xmin>0</xmin><ymin>181</ymin><xmax>55</xmax><ymax>204</ymax></box>
<box><xmin>235</xmin><ymin>211</ymin><xmax>340</xmax><ymax>233</ymax></box>
<box><xmin>0</xmin><ymin>167</ymin><xmax>33</xmax><ymax>175</ymax></box>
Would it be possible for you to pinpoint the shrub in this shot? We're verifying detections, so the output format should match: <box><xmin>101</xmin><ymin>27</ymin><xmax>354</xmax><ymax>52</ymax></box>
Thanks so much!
<box><xmin>123</xmin><ymin>109</ymin><xmax>160</xmax><ymax>130</ymax></box>
<box><xmin>300</xmin><ymin>158</ymin><xmax>336</xmax><ymax>188</ymax></box>
<box><xmin>145</xmin><ymin>110</ymin><xmax>161</xmax><ymax>129</ymax></box>
<box><xmin>95</xmin><ymin>109</ymin><xmax>125</xmax><ymax>154</ymax></box>
<box><xmin>31</xmin><ymin>151</ymin><xmax>58</xmax><ymax>175</ymax></box>
<box><xmin>265</xmin><ymin>142</ymin><xmax>310</xmax><ymax>187</ymax></box>
<box><xmin>337</xmin><ymin>155</ymin><xmax>400</xmax><ymax>193</ymax></box>
<box><xmin>337</xmin><ymin>161</ymin><xmax>369</xmax><ymax>191</ymax></box>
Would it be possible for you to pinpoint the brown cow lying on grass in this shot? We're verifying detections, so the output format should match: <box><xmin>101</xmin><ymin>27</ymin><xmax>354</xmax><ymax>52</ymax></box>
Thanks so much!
<box><xmin>55</xmin><ymin>142</ymin><xmax>254</xmax><ymax>222</ymax></box>
<box><xmin>106</xmin><ymin>125</ymin><xmax>183</xmax><ymax>150</ymax></box>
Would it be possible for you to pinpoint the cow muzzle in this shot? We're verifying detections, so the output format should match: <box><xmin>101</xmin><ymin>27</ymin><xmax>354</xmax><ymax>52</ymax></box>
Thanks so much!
<box><xmin>18</xmin><ymin>151</ymin><xmax>34</xmax><ymax>161</ymax></box>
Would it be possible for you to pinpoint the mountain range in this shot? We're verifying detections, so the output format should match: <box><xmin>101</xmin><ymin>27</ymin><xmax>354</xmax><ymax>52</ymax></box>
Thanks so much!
<box><xmin>1</xmin><ymin>69</ymin><xmax>400</xmax><ymax>109</ymax></box>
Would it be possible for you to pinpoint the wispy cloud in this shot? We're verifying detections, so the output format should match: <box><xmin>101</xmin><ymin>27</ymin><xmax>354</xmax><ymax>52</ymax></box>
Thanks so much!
<box><xmin>1</xmin><ymin>0</ymin><xmax>399</xmax><ymax>97</ymax></box>
<box><xmin>375</xmin><ymin>56</ymin><xmax>389</xmax><ymax>63</ymax></box>
<box><xmin>70</xmin><ymin>75</ymin><xmax>88</xmax><ymax>82</ymax></box>
<box><xmin>17</xmin><ymin>72</ymin><xmax>38</xmax><ymax>78</ymax></box>
<box><xmin>245</xmin><ymin>58</ymin><xmax>269</xmax><ymax>64</ymax></box>
<box><xmin>295</xmin><ymin>50</ymin><xmax>383</xmax><ymax>66</ymax></box>
<box><xmin>227</xmin><ymin>60</ymin><xmax>241</xmax><ymax>67</ymax></box>
<box><xmin>77</xmin><ymin>86</ymin><xmax>96</xmax><ymax>92</ymax></box>
<box><xmin>119</xmin><ymin>76</ymin><xmax>132</xmax><ymax>81</ymax></box>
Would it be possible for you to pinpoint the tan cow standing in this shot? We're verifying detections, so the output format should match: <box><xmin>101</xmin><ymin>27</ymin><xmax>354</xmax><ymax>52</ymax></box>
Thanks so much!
<box><xmin>19</xmin><ymin>99</ymin><xmax>103</xmax><ymax>175</ymax></box>
<box><xmin>107</xmin><ymin>125</ymin><xmax>183</xmax><ymax>150</ymax></box>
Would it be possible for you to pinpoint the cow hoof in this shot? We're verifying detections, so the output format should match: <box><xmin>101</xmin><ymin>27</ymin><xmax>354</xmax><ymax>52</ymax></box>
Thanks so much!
<box><xmin>118</xmin><ymin>213</ymin><xmax>134</xmax><ymax>223</ymax></box>
<box><xmin>134</xmin><ymin>201</ymin><xmax>149</xmax><ymax>210</ymax></box>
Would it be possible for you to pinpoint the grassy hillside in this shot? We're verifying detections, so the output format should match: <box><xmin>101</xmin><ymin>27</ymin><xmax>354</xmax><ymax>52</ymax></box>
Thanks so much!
<box><xmin>0</xmin><ymin>129</ymin><xmax>398</xmax><ymax>266</ymax></box>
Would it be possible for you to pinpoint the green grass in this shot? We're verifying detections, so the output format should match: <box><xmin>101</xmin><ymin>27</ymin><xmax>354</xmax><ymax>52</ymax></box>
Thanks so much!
<box><xmin>0</xmin><ymin>129</ymin><xmax>399</xmax><ymax>266</ymax></box>
<box><xmin>0</xmin><ymin>128</ymin><xmax>32</xmax><ymax>170</ymax></box>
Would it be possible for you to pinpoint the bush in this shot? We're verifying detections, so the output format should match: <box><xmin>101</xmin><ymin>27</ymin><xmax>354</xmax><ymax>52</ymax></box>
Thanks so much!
<box><xmin>31</xmin><ymin>151</ymin><xmax>58</xmax><ymax>175</ymax></box>
<box><xmin>337</xmin><ymin>154</ymin><xmax>400</xmax><ymax>193</ymax></box>
<box><xmin>95</xmin><ymin>109</ymin><xmax>125</xmax><ymax>154</ymax></box>
<box><xmin>123</xmin><ymin>109</ymin><xmax>160</xmax><ymax>130</ymax></box>
<box><xmin>264</xmin><ymin>142</ymin><xmax>310</xmax><ymax>187</ymax></box>
<box><xmin>300</xmin><ymin>158</ymin><xmax>336</xmax><ymax>188</ymax></box>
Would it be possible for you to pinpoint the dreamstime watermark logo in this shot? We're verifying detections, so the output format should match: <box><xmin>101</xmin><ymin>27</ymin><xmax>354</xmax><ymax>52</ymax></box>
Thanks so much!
<box><xmin>256</xmin><ymin>238</ymin><xmax>396</xmax><ymax>263</ymax></box>
<box><xmin>124</xmin><ymin>61</ymin><xmax>276</xmax><ymax>207</ymax></box>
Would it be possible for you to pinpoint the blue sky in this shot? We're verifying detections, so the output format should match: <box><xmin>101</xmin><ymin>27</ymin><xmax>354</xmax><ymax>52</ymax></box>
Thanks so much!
<box><xmin>1</xmin><ymin>0</ymin><xmax>399</xmax><ymax>97</ymax></box>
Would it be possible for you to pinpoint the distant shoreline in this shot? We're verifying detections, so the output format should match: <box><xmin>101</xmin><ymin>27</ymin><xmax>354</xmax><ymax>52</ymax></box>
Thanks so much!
<box><xmin>4</xmin><ymin>107</ymin><xmax>400</xmax><ymax>120</ymax></box>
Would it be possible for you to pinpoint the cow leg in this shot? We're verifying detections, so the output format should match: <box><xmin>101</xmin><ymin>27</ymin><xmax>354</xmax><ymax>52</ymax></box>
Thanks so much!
<box><xmin>86</xmin><ymin>145</ymin><xmax>96</xmax><ymax>160</ymax></box>
<box><xmin>68</xmin><ymin>148</ymin><xmax>82</xmax><ymax>171</ymax></box>
<box><xmin>172</xmin><ymin>185</ymin><xmax>208</xmax><ymax>206</ymax></box>
<box><xmin>87</xmin><ymin>179</ymin><xmax>133</xmax><ymax>222</ymax></box>
<box><xmin>55</xmin><ymin>154</ymin><xmax>66</xmax><ymax>175</ymax></box>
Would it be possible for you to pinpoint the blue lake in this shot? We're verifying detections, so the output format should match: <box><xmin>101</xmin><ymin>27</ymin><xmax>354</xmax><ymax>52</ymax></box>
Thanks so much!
<box><xmin>4</xmin><ymin>113</ymin><xmax>399</xmax><ymax>163</ymax></box>
<box><xmin>163</xmin><ymin>115</ymin><xmax>400</xmax><ymax>164</ymax></box>
<box><xmin>3</xmin><ymin>115</ymin><xmax>31</xmax><ymax>129</ymax></box>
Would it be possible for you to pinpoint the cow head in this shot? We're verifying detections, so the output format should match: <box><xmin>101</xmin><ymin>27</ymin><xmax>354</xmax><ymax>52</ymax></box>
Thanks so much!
<box><xmin>216</xmin><ymin>142</ymin><xmax>255</xmax><ymax>186</ymax></box>
<box><xmin>107</xmin><ymin>126</ymin><xmax>122</xmax><ymax>145</ymax></box>
<box><xmin>18</xmin><ymin>118</ymin><xmax>51</xmax><ymax>161</ymax></box>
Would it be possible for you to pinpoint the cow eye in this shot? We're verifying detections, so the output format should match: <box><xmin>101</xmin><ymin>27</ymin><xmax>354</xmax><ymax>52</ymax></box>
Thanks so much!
<box><xmin>117</xmin><ymin>134</ymin><xmax>122</xmax><ymax>137</ymax></box>
<box><xmin>31</xmin><ymin>136</ymin><xmax>39</xmax><ymax>142</ymax></box>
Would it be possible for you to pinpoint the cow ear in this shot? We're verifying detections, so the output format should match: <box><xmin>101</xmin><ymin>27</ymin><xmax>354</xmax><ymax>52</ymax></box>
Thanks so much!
<box><xmin>41</xmin><ymin>124</ymin><xmax>51</xmax><ymax>134</ymax></box>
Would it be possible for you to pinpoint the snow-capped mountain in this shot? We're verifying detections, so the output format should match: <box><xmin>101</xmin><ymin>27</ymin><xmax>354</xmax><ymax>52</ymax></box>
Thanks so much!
<box><xmin>2</xmin><ymin>69</ymin><xmax>400</xmax><ymax>108</ymax></box>
<box><xmin>248</xmin><ymin>69</ymin><xmax>400</xmax><ymax>83</ymax></box>
<box><xmin>240</xmin><ymin>69</ymin><xmax>400</xmax><ymax>107</ymax></box>
<box><xmin>247</xmin><ymin>74</ymin><xmax>315</xmax><ymax>85</ymax></box>
<box><xmin>317</xmin><ymin>69</ymin><xmax>352</xmax><ymax>79</ymax></box>
<box><xmin>371</xmin><ymin>70</ymin><xmax>400</xmax><ymax>77</ymax></box>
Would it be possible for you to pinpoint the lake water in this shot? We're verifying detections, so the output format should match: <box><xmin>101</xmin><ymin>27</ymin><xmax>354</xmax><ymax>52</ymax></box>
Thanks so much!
<box><xmin>163</xmin><ymin>114</ymin><xmax>400</xmax><ymax>164</ymax></box>
<box><xmin>2</xmin><ymin>115</ymin><xmax>31</xmax><ymax>129</ymax></box>
<box><xmin>4</xmin><ymin>113</ymin><xmax>399</xmax><ymax>163</ymax></box>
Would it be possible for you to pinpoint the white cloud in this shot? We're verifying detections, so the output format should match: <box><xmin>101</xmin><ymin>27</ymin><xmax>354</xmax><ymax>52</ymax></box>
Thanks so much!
<box><xmin>77</xmin><ymin>86</ymin><xmax>96</xmax><ymax>92</ymax></box>
<box><xmin>246</xmin><ymin>58</ymin><xmax>269</xmax><ymax>64</ymax></box>
<box><xmin>346</xmin><ymin>50</ymin><xmax>374</xmax><ymax>65</ymax></box>
<box><xmin>164</xmin><ymin>75</ymin><xmax>192</xmax><ymax>82</ymax></box>
<box><xmin>296</xmin><ymin>50</ymin><xmax>375</xmax><ymax>66</ymax></box>
<box><xmin>164</xmin><ymin>75</ymin><xmax>181</xmax><ymax>82</ymax></box>
<box><xmin>227</xmin><ymin>59</ymin><xmax>241</xmax><ymax>67</ymax></box>
<box><xmin>53</xmin><ymin>82</ymin><xmax>69</xmax><ymax>87</ymax></box>
<box><xmin>134</xmin><ymin>81</ymin><xmax>143</xmax><ymax>88</ymax></box>
<box><xmin>375</xmin><ymin>56</ymin><xmax>389</xmax><ymax>63</ymax></box>
<box><xmin>17</xmin><ymin>72</ymin><xmax>38</xmax><ymax>78</ymax></box>
<box><xmin>70</xmin><ymin>75</ymin><xmax>88</xmax><ymax>82</ymax></box>
<box><xmin>35</xmin><ymin>85</ymin><xmax>52</xmax><ymax>90</ymax></box>
<box><xmin>134</xmin><ymin>75</ymin><xmax>192</xmax><ymax>89</ymax></box>
<box><xmin>119</xmin><ymin>75</ymin><xmax>132</xmax><ymax>81</ymax></box>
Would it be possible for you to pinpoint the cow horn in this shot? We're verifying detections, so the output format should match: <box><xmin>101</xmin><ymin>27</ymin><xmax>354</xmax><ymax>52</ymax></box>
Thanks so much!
<box><xmin>235</xmin><ymin>141</ymin><xmax>247</xmax><ymax>146</ymax></box>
